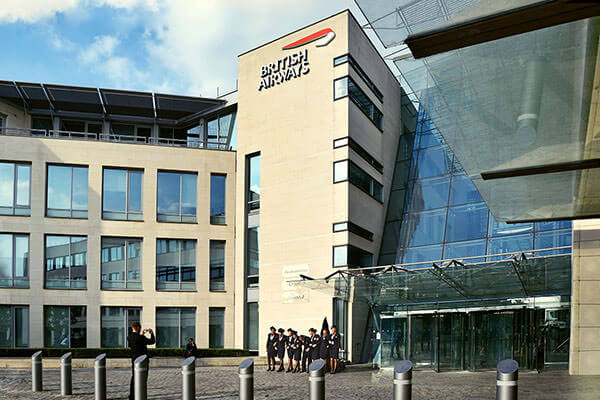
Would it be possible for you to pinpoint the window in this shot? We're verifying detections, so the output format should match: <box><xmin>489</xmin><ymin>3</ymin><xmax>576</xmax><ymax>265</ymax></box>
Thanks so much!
<box><xmin>246</xmin><ymin>154</ymin><xmax>260</xmax><ymax>212</ymax></box>
<box><xmin>0</xmin><ymin>234</ymin><xmax>29</xmax><ymax>288</ymax></box>
<box><xmin>0</xmin><ymin>305</ymin><xmax>29</xmax><ymax>347</ymax></box>
<box><xmin>157</xmin><ymin>171</ymin><xmax>197</xmax><ymax>223</ymax></box>
<box><xmin>246</xmin><ymin>302</ymin><xmax>258</xmax><ymax>351</ymax></box>
<box><xmin>61</xmin><ymin>120</ymin><xmax>102</xmax><ymax>134</ymax></box>
<box><xmin>333</xmin><ymin>245</ymin><xmax>373</xmax><ymax>267</ymax></box>
<box><xmin>333</xmin><ymin>54</ymin><xmax>383</xmax><ymax>102</ymax></box>
<box><xmin>0</xmin><ymin>114</ymin><xmax>5</xmax><ymax>132</ymax></box>
<box><xmin>210</xmin><ymin>174</ymin><xmax>226</xmax><ymax>224</ymax></box>
<box><xmin>101</xmin><ymin>238</ymin><xmax>142</xmax><ymax>290</ymax></box>
<box><xmin>333</xmin><ymin>137</ymin><xmax>383</xmax><ymax>173</ymax></box>
<box><xmin>101</xmin><ymin>307</ymin><xmax>141</xmax><ymax>348</ymax></box>
<box><xmin>103</xmin><ymin>169</ymin><xmax>143</xmax><ymax>221</ymax></box>
<box><xmin>334</xmin><ymin>160</ymin><xmax>383</xmax><ymax>202</ymax></box>
<box><xmin>156</xmin><ymin>307</ymin><xmax>195</xmax><ymax>348</ymax></box>
<box><xmin>110</xmin><ymin>124</ymin><xmax>151</xmax><ymax>139</ymax></box>
<box><xmin>333</xmin><ymin>298</ymin><xmax>347</xmax><ymax>356</ymax></box>
<box><xmin>46</xmin><ymin>165</ymin><xmax>88</xmax><ymax>218</ymax></box>
<box><xmin>334</xmin><ymin>76</ymin><xmax>383</xmax><ymax>131</ymax></box>
<box><xmin>0</xmin><ymin>162</ymin><xmax>30</xmax><ymax>216</ymax></box>
<box><xmin>32</xmin><ymin>117</ymin><xmax>52</xmax><ymax>132</ymax></box>
<box><xmin>210</xmin><ymin>240</ymin><xmax>225</xmax><ymax>291</ymax></box>
<box><xmin>44</xmin><ymin>306</ymin><xmax>86</xmax><ymax>348</ymax></box>
<box><xmin>333</xmin><ymin>221</ymin><xmax>374</xmax><ymax>241</ymax></box>
<box><xmin>156</xmin><ymin>239</ymin><xmax>196</xmax><ymax>291</ymax></box>
<box><xmin>45</xmin><ymin>235</ymin><xmax>87</xmax><ymax>289</ymax></box>
<box><xmin>246</xmin><ymin>227</ymin><xmax>259</xmax><ymax>288</ymax></box>
<box><xmin>207</xmin><ymin>112</ymin><xmax>235</xmax><ymax>150</ymax></box>
<box><xmin>209</xmin><ymin>308</ymin><xmax>225</xmax><ymax>348</ymax></box>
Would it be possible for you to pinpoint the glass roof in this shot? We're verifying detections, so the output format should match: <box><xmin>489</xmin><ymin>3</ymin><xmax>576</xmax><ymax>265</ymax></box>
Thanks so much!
<box><xmin>295</xmin><ymin>253</ymin><xmax>571</xmax><ymax>310</ymax></box>
<box><xmin>355</xmin><ymin>0</ymin><xmax>600</xmax><ymax>222</ymax></box>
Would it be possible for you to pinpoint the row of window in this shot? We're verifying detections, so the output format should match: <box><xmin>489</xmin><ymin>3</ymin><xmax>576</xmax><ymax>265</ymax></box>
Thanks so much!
<box><xmin>0</xmin><ymin>305</ymin><xmax>226</xmax><ymax>349</ymax></box>
<box><xmin>0</xmin><ymin>162</ymin><xmax>227</xmax><ymax>224</ymax></box>
<box><xmin>0</xmin><ymin>234</ymin><xmax>226</xmax><ymax>291</ymax></box>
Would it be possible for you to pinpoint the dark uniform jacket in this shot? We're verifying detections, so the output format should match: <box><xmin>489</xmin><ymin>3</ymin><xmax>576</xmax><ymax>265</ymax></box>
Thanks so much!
<box><xmin>310</xmin><ymin>334</ymin><xmax>321</xmax><ymax>359</ymax></box>
<box><xmin>291</xmin><ymin>337</ymin><xmax>302</xmax><ymax>360</ymax></box>
<box><xmin>276</xmin><ymin>335</ymin><xmax>287</xmax><ymax>358</ymax></box>
<box><xmin>266</xmin><ymin>334</ymin><xmax>277</xmax><ymax>357</ymax></box>
<box><xmin>329</xmin><ymin>333</ymin><xmax>340</xmax><ymax>359</ymax></box>
<box><xmin>319</xmin><ymin>334</ymin><xmax>330</xmax><ymax>359</ymax></box>
<box><xmin>127</xmin><ymin>331</ymin><xmax>156</xmax><ymax>360</ymax></box>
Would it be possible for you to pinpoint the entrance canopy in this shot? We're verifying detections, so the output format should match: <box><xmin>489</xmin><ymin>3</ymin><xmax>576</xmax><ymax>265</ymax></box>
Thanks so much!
<box><xmin>295</xmin><ymin>250</ymin><xmax>571</xmax><ymax>311</ymax></box>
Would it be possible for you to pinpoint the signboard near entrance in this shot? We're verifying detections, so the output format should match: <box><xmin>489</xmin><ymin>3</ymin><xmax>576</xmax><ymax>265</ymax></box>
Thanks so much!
<box><xmin>282</xmin><ymin>264</ymin><xmax>310</xmax><ymax>303</ymax></box>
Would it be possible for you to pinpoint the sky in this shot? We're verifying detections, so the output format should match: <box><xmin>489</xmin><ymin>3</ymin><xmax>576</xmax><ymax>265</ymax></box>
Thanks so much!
<box><xmin>0</xmin><ymin>0</ymin><xmax>384</xmax><ymax>98</ymax></box>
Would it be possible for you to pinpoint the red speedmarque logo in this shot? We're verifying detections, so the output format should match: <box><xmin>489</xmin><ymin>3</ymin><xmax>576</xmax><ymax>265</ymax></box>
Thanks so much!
<box><xmin>282</xmin><ymin>28</ymin><xmax>336</xmax><ymax>50</ymax></box>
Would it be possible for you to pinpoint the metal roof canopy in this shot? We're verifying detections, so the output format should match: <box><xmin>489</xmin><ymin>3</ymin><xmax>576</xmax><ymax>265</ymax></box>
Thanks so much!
<box><xmin>155</xmin><ymin>93</ymin><xmax>223</xmax><ymax>120</ymax></box>
<box><xmin>294</xmin><ymin>251</ymin><xmax>571</xmax><ymax>309</ymax></box>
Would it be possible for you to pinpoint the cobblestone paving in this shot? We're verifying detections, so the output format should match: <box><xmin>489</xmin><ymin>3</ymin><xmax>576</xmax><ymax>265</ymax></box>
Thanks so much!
<box><xmin>0</xmin><ymin>365</ymin><xmax>599</xmax><ymax>400</ymax></box>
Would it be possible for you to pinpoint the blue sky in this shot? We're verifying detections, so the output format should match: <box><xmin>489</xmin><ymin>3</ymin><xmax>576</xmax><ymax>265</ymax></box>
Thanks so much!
<box><xmin>0</xmin><ymin>0</ymin><xmax>378</xmax><ymax>97</ymax></box>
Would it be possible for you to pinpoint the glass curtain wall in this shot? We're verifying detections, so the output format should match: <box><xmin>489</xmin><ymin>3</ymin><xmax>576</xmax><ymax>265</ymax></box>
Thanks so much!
<box><xmin>45</xmin><ymin>236</ymin><xmax>87</xmax><ymax>289</ymax></box>
<box><xmin>385</xmin><ymin>107</ymin><xmax>571</xmax><ymax>265</ymax></box>
<box><xmin>156</xmin><ymin>307</ymin><xmax>196</xmax><ymax>348</ymax></box>
<box><xmin>0</xmin><ymin>162</ymin><xmax>31</xmax><ymax>216</ymax></box>
<box><xmin>101</xmin><ymin>307</ymin><xmax>141</xmax><ymax>347</ymax></box>
<box><xmin>101</xmin><ymin>238</ymin><xmax>142</xmax><ymax>290</ymax></box>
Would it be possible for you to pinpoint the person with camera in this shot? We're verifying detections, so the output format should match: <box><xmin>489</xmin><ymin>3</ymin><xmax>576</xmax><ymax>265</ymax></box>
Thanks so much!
<box><xmin>128</xmin><ymin>322</ymin><xmax>155</xmax><ymax>400</ymax></box>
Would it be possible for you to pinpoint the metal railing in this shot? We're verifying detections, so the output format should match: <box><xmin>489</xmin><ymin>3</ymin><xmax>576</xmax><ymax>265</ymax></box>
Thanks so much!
<box><xmin>99</xmin><ymin>133</ymin><xmax>147</xmax><ymax>144</ymax></box>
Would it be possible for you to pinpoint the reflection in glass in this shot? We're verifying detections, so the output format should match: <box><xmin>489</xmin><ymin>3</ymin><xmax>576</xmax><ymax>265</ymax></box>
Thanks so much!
<box><xmin>413</xmin><ymin>146</ymin><xmax>452</xmax><ymax>179</ymax></box>
<box><xmin>535</xmin><ymin>229</ymin><xmax>572</xmax><ymax>256</ymax></box>
<box><xmin>156</xmin><ymin>239</ymin><xmax>196</xmax><ymax>291</ymax></box>
<box><xmin>101</xmin><ymin>237</ymin><xmax>142</xmax><ymax>290</ymax></box>
<box><xmin>156</xmin><ymin>307</ymin><xmax>196</xmax><ymax>348</ymax></box>
<box><xmin>0</xmin><ymin>163</ymin><xmax>31</xmax><ymax>215</ymax></box>
<box><xmin>402</xmin><ymin>209</ymin><xmax>446</xmax><ymax>248</ymax></box>
<box><xmin>209</xmin><ymin>308</ymin><xmax>225</xmax><ymax>348</ymax></box>
<box><xmin>103</xmin><ymin>168</ymin><xmax>143</xmax><ymax>219</ymax></box>
<box><xmin>247</xmin><ymin>227</ymin><xmax>259</xmax><ymax>287</ymax></box>
<box><xmin>0</xmin><ymin>234</ymin><xmax>29</xmax><ymax>287</ymax></box>
<box><xmin>246</xmin><ymin>302</ymin><xmax>258</xmax><ymax>351</ymax></box>
<box><xmin>407</xmin><ymin>176</ymin><xmax>449</xmax><ymax>211</ymax></box>
<box><xmin>210</xmin><ymin>240</ymin><xmax>225</xmax><ymax>291</ymax></box>
<box><xmin>443</xmin><ymin>240</ymin><xmax>486</xmax><ymax>263</ymax></box>
<box><xmin>44</xmin><ymin>306</ymin><xmax>86</xmax><ymax>348</ymax></box>
<box><xmin>445</xmin><ymin>203</ymin><xmax>488</xmax><ymax>242</ymax></box>
<box><xmin>101</xmin><ymin>307</ymin><xmax>141</xmax><ymax>347</ymax></box>
<box><xmin>487</xmin><ymin>234</ymin><xmax>533</xmax><ymax>260</ymax></box>
<box><xmin>210</xmin><ymin>174</ymin><xmax>226</xmax><ymax>224</ymax></box>
<box><xmin>403</xmin><ymin>245</ymin><xmax>442</xmax><ymax>264</ymax></box>
<box><xmin>449</xmin><ymin>174</ymin><xmax>482</xmax><ymax>205</ymax></box>
<box><xmin>157</xmin><ymin>171</ymin><xmax>197</xmax><ymax>223</ymax></box>
<box><xmin>45</xmin><ymin>235</ymin><xmax>87</xmax><ymax>289</ymax></box>
<box><xmin>0</xmin><ymin>306</ymin><xmax>29</xmax><ymax>347</ymax></box>
<box><xmin>47</xmin><ymin>165</ymin><xmax>88</xmax><ymax>218</ymax></box>
<box><xmin>489</xmin><ymin>214</ymin><xmax>532</xmax><ymax>237</ymax></box>
<box><xmin>247</xmin><ymin>154</ymin><xmax>260</xmax><ymax>212</ymax></box>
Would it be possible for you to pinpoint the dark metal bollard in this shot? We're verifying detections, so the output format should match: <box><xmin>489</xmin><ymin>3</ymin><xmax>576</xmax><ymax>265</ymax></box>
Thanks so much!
<box><xmin>238</xmin><ymin>358</ymin><xmax>254</xmax><ymax>400</ymax></box>
<box><xmin>394</xmin><ymin>360</ymin><xmax>412</xmax><ymax>400</ymax></box>
<box><xmin>134</xmin><ymin>355</ymin><xmax>148</xmax><ymax>400</ymax></box>
<box><xmin>181</xmin><ymin>356</ymin><xmax>195</xmax><ymax>400</ymax></box>
<box><xmin>95</xmin><ymin>353</ymin><xmax>107</xmax><ymax>400</ymax></box>
<box><xmin>496</xmin><ymin>359</ymin><xmax>518</xmax><ymax>400</ymax></box>
<box><xmin>308</xmin><ymin>359</ymin><xmax>325</xmax><ymax>400</ymax></box>
<box><xmin>60</xmin><ymin>352</ymin><xmax>72</xmax><ymax>396</ymax></box>
<box><xmin>31</xmin><ymin>351</ymin><xmax>43</xmax><ymax>392</ymax></box>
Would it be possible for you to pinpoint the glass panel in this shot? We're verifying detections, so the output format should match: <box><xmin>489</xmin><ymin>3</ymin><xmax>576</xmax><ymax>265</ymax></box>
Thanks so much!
<box><xmin>69</xmin><ymin>306</ymin><xmax>86</xmax><ymax>348</ymax></box>
<box><xmin>16</xmin><ymin>165</ymin><xmax>30</xmax><ymax>207</ymax></box>
<box><xmin>45</xmin><ymin>306</ymin><xmax>70</xmax><ymax>347</ymax></box>
<box><xmin>47</xmin><ymin>166</ymin><xmax>72</xmax><ymax>211</ymax></box>
<box><xmin>334</xmin><ymin>77</ymin><xmax>348</xmax><ymax>99</ymax></box>
<box><xmin>535</xmin><ymin>229</ymin><xmax>572</xmax><ymax>256</ymax></box>
<box><xmin>14</xmin><ymin>235</ymin><xmax>28</xmax><ymax>278</ymax></box>
<box><xmin>128</xmin><ymin>171</ymin><xmax>143</xmax><ymax>212</ymax></box>
<box><xmin>127</xmin><ymin>240</ymin><xmax>142</xmax><ymax>283</ymax></box>
<box><xmin>0</xmin><ymin>163</ymin><xmax>14</xmax><ymax>208</ymax></box>
<box><xmin>210</xmin><ymin>175</ymin><xmax>226</xmax><ymax>223</ymax></box>
<box><xmin>209</xmin><ymin>308</ymin><xmax>225</xmax><ymax>348</ymax></box>
<box><xmin>101</xmin><ymin>238</ymin><xmax>126</xmax><ymax>289</ymax></box>
<box><xmin>111</xmin><ymin>124</ymin><xmax>134</xmax><ymax>136</ymax></box>
<box><xmin>247</xmin><ymin>227</ymin><xmax>259</xmax><ymax>277</ymax></box>
<box><xmin>401</xmin><ymin>208</ymin><xmax>446</xmax><ymax>247</ymax></box>
<box><xmin>471</xmin><ymin>312</ymin><xmax>513</xmax><ymax>370</ymax></box>
<box><xmin>487</xmin><ymin>234</ymin><xmax>533</xmax><ymax>260</ymax></box>
<box><xmin>71</xmin><ymin>167</ymin><xmax>88</xmax><ymax>211</ymax></box>
<box><xmin>248</xmin><ymin>155</ymin><xmax>261</xmax><ymax>211</ymax></box>
<box><xmin>181</xmin><ymin>174</ymin><xmax>197</xmax><ymax>216</ymax></box>
<box><xmin>443</xmin><ymin>239</ymin><xmax>486</xmax><ymax>263</ymax></box>
<box><xmin>489</xmin><ymin>214</ymin><xmax>533</xmax><ymax>236</ymax></box>
<box><xmin>210</xmin><ymin>240</ymin><xmax>225</xmax><ymax>291</ymax></box>
<box><xmin>0</xmin><ymin>234</ymin><xmax>13</xmax><ymax>283</ymax></box>
<box><xmin>156</xmin><ymin>308</ymin><xmax>179</xmax><ymax>347</ymax></box>
<box><xmin>0</xmin><ymin>306</ymin><xmax>11</xmax><ymax>347</ymax></box>
<box><xmin>333</xmin><ymin>246</ymin><xmax>348</xmax><ymax>267</ymax></box>
<box><xmin>45</xmin><ymin>236</ymin><xmax>70</xmax><ymax>288</ymax></box>
<box><xmin>410</xmin><ymin>315</ymin><xmax>436</xmax><ymax>369</ymax></box>
<box><xmin>403</xmin><ymin>244</ymin><xmax>442</xmax><ymax>264</ymax></box>
<box><xmin>181</xmin><ymin>308</ymin><xmax>196</xmax><ymax>349</ymax></box>
<box><xmin>535</xmin><ymin>221</ymin><xmax>571</xmax><ymax>231</ymax></box>
<box><xmin>246</xmin><ymin>302</ymin><xmax>258</xmax><ymax>351</ymax></box>
<box><xmin>101</xmin><ymin>307</ymin><xmax>125</xmax><ymax>348</ymax></box>
<box><xmin>449</xmin><ymin>174</ymin><xmax>482</xmax><ymax>205</ymax></box>
<box><xmin>14</xmin><ymin>306</ymin><xmax>28</xmax><ymax>347</ymax></box>
<box><xmin>103</xmin><ymin>169</ymin><xmax>127</xmax><ymax>212</ymax></box>
<box><xmin>157</xmin><ymin>172</ymin><xmax>181</xmax><ymax>215</ymax></box>
<box><xmin>445</xmin><ymin>203</ymin><xmax>488</xmax><ymax>242</ymax></box>
<box><xmin>334</xmin><ymin>161</ymin><xmax>348</xmax><ymax>182</ymax></box>
<box><xmin>439</xmin><ymin>314</ymin><xmax>465</xmax><ymax>371</ymax></box>
<box><xmin>70</xmin><ymin>237</ymin><xmax>87</xmax><ymax>285</ymax></box>
<box><xmin>545</xmin><ymin>309</ymin><xmax>570</xmax><ymax>364</ymax></box>
<box><xmin>413</xmin><ymin>146</ymin><xmax>452</xmax><ymax>179</ymax></box>
<box><xmin>407</xmin><ymin>176</ymin><xmax>450</xmax><ymax>211</ymax></box>
<box><xmin>380</xmin><ymin>317</ymin><xmax>407</xmax><ymax>368</ymax></box>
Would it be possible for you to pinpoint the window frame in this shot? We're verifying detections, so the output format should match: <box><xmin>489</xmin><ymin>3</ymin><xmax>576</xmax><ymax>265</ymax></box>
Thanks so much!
<box><xmin>209</xmin><ymin>240</ymin><xmax>226</xmax><ymax>292</ymax></box>
<box><xmin>210</xmin><ymin>173</ymin><xmax>227</xmax><ymax>225</ymax></box>
<box><xmin>333</xmin><ymin>53</ymin><xmax>384</xmax><ymax>102</ymax></box>
<box><xmin>0</xmin><ymin>305</ymin><xmax>29</xmax><ymax>347</ymax></box>
<box><xmin>208</xmin><ymin>307</ymin><xmax>226</xmax><ymax>349</ymax></box>
<box><xmin>0</xmin><ymin>233</ymin><xmax>29</xmax><ymax>288</ymax></box>
<box><xmin>100</xmin><ymin>237</ymin><xmax>143</xmax><ymax>290</ymax></box>
<box><xmin>156</xmin><ymin>238</ymin><xmax>197</xmax><ymax>291</ymax></box>
<box><xmin>102</xmin><ymin>168</ymin><xmax>144</xmax><ymax>221</ymax></box>
<box><xmin>332</xmin><ymin>244</ymin><xmax>373</xmax><ymax>268</ymax></box>
<box><xmin>156</xmin><ymin>307</ymin><xmax>196</xmax><ymax>348</ymax></box>
<box><xmin>46</xmin><ymin>164</ymin><xmax>88</xmax><ymax>219</ymax></box>
<box><xmin>156</xmin><ymin>170</ymin><xmax>198</xmax><ymax>223</ymax></box>
<box><xmin>333</xmin><ymin>76</ymin><xmax>383</xmax><ymax>132</ymax></box>
<box><xmin>333</xmin><ymin>136</ymin><xmax>383</xmax><ymax>173</ymax></box>
<box><xmin>333</xmin><ymin>159</ymin><xmax>384</xmax><ymax>203</ymax></box>
<box><xmin>206</xmin><ymin>111</ymin><xmax>237</xmax><ymax>150</ymax></box>
<box><xmin>44</xmin><ymin>234</ymin><xmax>87</xmax><ymax>290</ymax></box>
<box><xmin>332</xmin><ymin>221</ymin><xmax>374</xmax><ymax>241</ymax></box>
<box><xmin>0</xmin><ymin>161</ymin><xmax>31</xmax><ymax>216</ymax></box>
<box><xmin>100</xmin><ymin>306</ymin><xmax>142</xmax><ymax>348</ymax></box>
<box><xmin>43</xmin><ymin>305</ymin><xmax>86</xmax><ymax>348</ymax></box>
<box><xmin>246</xmin><ymin>153</ymin><xmax>261</xmax><ymax>213</ymax></box>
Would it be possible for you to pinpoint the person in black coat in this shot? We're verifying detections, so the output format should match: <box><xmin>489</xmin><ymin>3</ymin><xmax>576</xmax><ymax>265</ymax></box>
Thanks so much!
<box><xmin>291</xmin><ymin>331</ymin><xmax>302</xmax><ymax>373</ymax></box>
<box><xmin>319</xmin><ymin>328</ymin><xmax>330</xmax><ymax>371</ymax></box>
<box><xmin>329</xmin><ymin>325</ymin><xmax>341</xmax><ymax>374</ymax></box>
<box><xmin>276</xmin><ymin>328</ymin><xmax>287</xmax><ymax>372</ymax></box>
<box><xmin>183</xmin><ymin>338</ymin><xmax>197</xmax><ymax>358</ymax></box>
<box><xmin>286</xmin><ymin>328</ymin><xmax>294</xmax><ymax>372</ymax></box>
<box><xmin>301</xmin><ymin>333</ymin><xmax>311</xmax><ymax>373</ymax></box>
<box><xmin>127</xmin><ymin>322</ymin><xmax>155</xmax><ymax>400</ymax></box>
<box><xmin>266</xmin><ymin>326</ymin><xmax>277</xmax><ymax>371</ymax></box>
<box><xmin>310</xmin><ymin>328</ymin><xmax>321</xmax><ymax>365</ymax></box>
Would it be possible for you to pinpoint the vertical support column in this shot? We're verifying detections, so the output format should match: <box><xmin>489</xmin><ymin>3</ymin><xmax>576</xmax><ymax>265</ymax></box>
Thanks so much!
<box><xmin>31</xmin><ymin>351</ymin><xmax>43</xmax><ymax>392</ymax></box>
<box><xmin>181</xmin><ymin>356</ymin><xmax>196</xmax><ymax>400</ymax></box>
<box><xmin>134</xmin><ymin>355</ymin><xmax>148</xmax><ymax>400</ymax></box>
<box><xmin>496</xmin><ymin>359</ymin><xmax>518</xmax><ymax>400</ymax></box>
<box><xmin>393</xmin><ymin>360</ymin><xmax>412</xmax><ymax>400</ymax></box>
<box><xmin>308</xmin><ymin>359</ymin><xmax>325</xmax><ymax>400</ymax></box>
<box><xmin>60</xmin><ymin>352</ymin><xmax>72</xmax><ymax>396</ymax></box>
<box><xmin>95</xmin><ymin>354</ymin><xmax>106</xmax><ymax>400</ymax></box>
<box><xmin>238</xmin><ymin>358</ymin><xmax>254</xmax><ymax>400</ymax></box>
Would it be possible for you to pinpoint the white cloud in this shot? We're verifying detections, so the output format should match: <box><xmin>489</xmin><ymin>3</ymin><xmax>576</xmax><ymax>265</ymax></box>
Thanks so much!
<box><xmin>78</xmin><ymin>35</ymin><xmax>119</xmax><ymax>64</ymax></box>
<box><xmin>0</xmin><ymin>0</ymin><xmax>81</xmax><ymax>23</ymax></box>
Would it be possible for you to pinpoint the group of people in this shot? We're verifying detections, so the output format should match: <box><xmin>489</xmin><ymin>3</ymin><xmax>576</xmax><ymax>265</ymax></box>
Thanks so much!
<box><xmin>266</xmin><ymin>325</ymin><xmax>341</xmax><ymax>374</ymax></box>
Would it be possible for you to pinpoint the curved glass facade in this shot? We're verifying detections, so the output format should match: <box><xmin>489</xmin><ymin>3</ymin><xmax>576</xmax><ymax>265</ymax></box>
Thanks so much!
<box><xmin>381</xmin><ymin>106</ymin><xmax>572</xmax><ymax>266</ymax></box>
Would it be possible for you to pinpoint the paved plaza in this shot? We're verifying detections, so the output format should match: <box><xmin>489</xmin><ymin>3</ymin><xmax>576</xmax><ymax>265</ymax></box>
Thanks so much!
<box><xmin>0</xmin><ymin>364</ymin><xmax>599</xmax><ymax>400</ymax></box>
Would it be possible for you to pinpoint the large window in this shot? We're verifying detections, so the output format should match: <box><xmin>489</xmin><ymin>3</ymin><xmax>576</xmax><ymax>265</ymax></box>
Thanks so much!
<box><xmin>101</xmin><ymin>307</ymin><xmax>141</xmax><ymax>348</ymax></box>
<box><xmin>334</xmin><ymin>160</ymin><xmax>383</xmax><ymax>202</ymax></box>
<box><xmin>333</xmin><ymin>137</ymin><xmax>383</xmax><ymax>173</ymax></box>
<box><xmin>0</xmin><ymin>162</ymin><xmax>31</xmax><ymax>216</ymax></box>
<box><xmin>333</xmin><ymin>54</ymin><xmax>384</xmax><ymax>102</ymax></box>
<box><xmin>246</xmin><ymin>302</ymin><xmax>258</xmax><ymax>351</ymax></box>
<box><xmin>209</xmin><ymin>307</ymin><xmax>225</xmax><ymax>349</ymax></box>
<box><xmin>0</xmin><ymin>234</ymin><xmax>29</xmax><ymax>288</ymax></box>
<box><xmin>45</xmin><ymin>235</ymin><xmax>87</xmax><ymax>289</ymax></box>
<box><xmin>44</xmin><ymin>306</ymin><xmax>86</xmax><ymax>348</ymax></box>
<box><xmin>61</xmin><ymin>119</ymin><xmax>102</xmax><ymax>134</ymax></box>
<box><xmin>246</xmin><ymin>154</ymin><xmax>260</xmax><ymax>212</ymax></box>
<box><xmin>0</xmin><ymin>305</ymin><xmax>29</xmax><ymax>347</ymax></box>
<box><xmin>334</xmin><ymin>76</ymin><xmax>383</xmax><ymax>130</ymax></box>
<box><xmin>246</xmin><ymin>227</ymin><xmax>259</xmax><ymax>288</ymax></box>
<box><xmin>156</xmin><ymin>239</ymin><xmax>196</xmax><ymax>291</ymax></box>
<box><xmin>209</xmin><ymin>240</ymin><xmax>225</xmax><ymax>291</ymax></box>
<box><xmin>207</xmin><ymin>112</ymin><xmax>235</xmax><ymax>150</ymax></box>
<box><xmin>210</xmin><ymin>174</ymin><xmax>226</xmax><ymax>224</ymax></box>
<box><xmin>157</xmin><ymin>171</ymin><xmax>197</xmax><ymax>223</ymax></box>
<box><xmin>103</xmin><ymin>169</ymin><xmax>143</xmax><ymax>221</ymax></box>
<box><xmin>101</xmin><ymin>237</ymin><xmax>142</xmax><ymax>290</ymax></box>
<box><xmin>333</xmin><ymin>244</ymin><xmax>373</xmax><ymax>267</ymax></box>
<box><xmin>46</xmin><ymin>165</ymin><xmax>88</xmax><ymax>218</ymax></box>
<box><xmin>156</xmin><ymin>307</ymin><xmax>195</xmax><ymax>348</ymax></box>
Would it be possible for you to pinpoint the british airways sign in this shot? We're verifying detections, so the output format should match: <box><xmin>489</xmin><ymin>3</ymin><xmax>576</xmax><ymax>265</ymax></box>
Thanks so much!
<box><xmin>258</xmin><ymin>28</ymin><xmax>335</xmax><ymax>91</ymax></box>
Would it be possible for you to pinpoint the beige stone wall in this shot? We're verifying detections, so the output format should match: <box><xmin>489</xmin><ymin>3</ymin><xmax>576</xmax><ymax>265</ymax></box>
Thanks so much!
<box><xmin>0</xmin><ymin>101</ymin><xmax>28</xmax><ymax>130</ymax></box>
<box><xmin>570</xmin><ymin>219</ymin><xmax>600</xmax><ymax>375</ymax></box>
<box><xmin>236</xmin><ymin>10</ymin><xmax>404</xmax><ymax>361</ymax></box>
<box><xmin>0</xmin><ymin>134</ymin><xmax>236</xmax><ymax>348</ymax></box>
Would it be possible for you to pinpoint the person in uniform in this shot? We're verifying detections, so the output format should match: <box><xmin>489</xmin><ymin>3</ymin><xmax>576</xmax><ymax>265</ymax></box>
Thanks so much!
<box><xmin>266</xmin><ymin>326</ymin><xmax>277</xmax><ymax>371</ymax></box>
<box><xmin>309</xmin><ymin>328</ymin><xmax>320</xmax><ymax>371</ymax></box>
<box><xmin>276</xmin><ymin>328</ymin><xmax>287</xmax><ymax>372</ymax></box>
<box><xmin>319</xmin><ymin>327</ymin><xmax>330</xmax><ymax>371</ymax></box>
<box><xmin>291</xmin><ymin>331</ymin><xmax>302</xmax><ymax>373</ymax></box>
<box><xmin>301</xmin><ymin>333</ymin><xmax>311</xmax><ymax>373</ymax></box>
<box><xmin>286</xmin><ymin>328</ymin><xmax>294</xmax><ymax>372</ymax></box>
<box><xmin>329</xmin><ymin>325</ymin><xmax>341</xmax><ymax>374</ymax></box>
